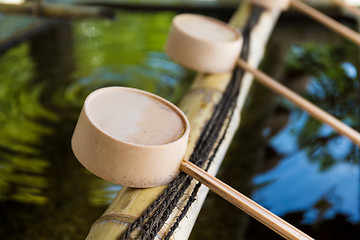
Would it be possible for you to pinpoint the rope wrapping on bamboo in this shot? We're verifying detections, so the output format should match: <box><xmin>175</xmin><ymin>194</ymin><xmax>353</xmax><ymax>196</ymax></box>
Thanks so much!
<box><xmin>119</xmin><ymin>5</ymin><xmax>264</xmax><ymax>240</ymax></box>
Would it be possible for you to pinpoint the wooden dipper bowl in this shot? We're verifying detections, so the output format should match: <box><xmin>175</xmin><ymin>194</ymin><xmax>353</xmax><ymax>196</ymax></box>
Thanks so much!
<box><xmin>250</xmin><ymin>0</ymin><xmax>290</xmax><ymax>10</ymax></box>
<box><xmin>71</xmin><ymin>86</ymin><xmax>314</xmax><ymax>240</ymax></box>
<box><xmin>165</xmin><ymin>14</ymin><xmax>243</xmax><ymax>73</ymax></box>
<box><xmin>71</xmin><ymin>86</ymin><xmax>190</xmax><ymax>188</ymax></box>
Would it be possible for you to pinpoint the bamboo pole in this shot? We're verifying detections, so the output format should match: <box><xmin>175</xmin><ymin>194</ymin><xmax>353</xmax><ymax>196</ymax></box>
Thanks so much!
<box><xmin>333</xmin><ymin>0</ymin><xmax>360</xmax><ymax>18</ymax></box>
<box><xmin>85</xmin><ymin>3</ymin><xmax>284</xmax><ymax>240</ymax></box>
<box><xmin>237</xmin><ymin>59</ymin><xmax>360</xmax><ymax>146</ymax></box>
<box><xmin>291</xmin><ymin>0</ymin><xmax>360</xmax><ymax>46</ymax></box>
<box><xmin>0</xmin><ymin>2</ymin><xmax>114</xmax><ymax>19</ymax></box>
<box><xmin>149</xmin><ymin>6</ymin><xmax>284</xmax><ymax>240</ymax></box>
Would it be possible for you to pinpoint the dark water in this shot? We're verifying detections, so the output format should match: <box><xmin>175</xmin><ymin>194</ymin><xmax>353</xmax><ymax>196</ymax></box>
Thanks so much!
<box><xmin>0</xmin><ymin>10</ymin><xmax>359</xmax><ymax>240</ymax></box>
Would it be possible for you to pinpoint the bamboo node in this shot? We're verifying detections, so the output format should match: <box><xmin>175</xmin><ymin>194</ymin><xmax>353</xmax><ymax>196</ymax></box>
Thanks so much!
<box><xmin>94</xmin><ymin>214</ymin><xmax>137</xmax><ymax>226</ymax></box>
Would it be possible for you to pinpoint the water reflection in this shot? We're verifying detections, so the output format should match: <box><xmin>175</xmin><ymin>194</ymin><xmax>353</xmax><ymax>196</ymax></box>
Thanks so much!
<box><xmin>70</xmin><ymin>12</ymin><xmax>191</xmax><ymax>105</ymax></box>
<box><xmin>0</xmin><ymin>43</ymin><xmax>51</xmax><ymax>205</ymax></box>
<box><xmin>251</xmin><ymin>42</ymin><xmax>360</xmax><ymax>237</ymax></box>
<box><xmin>253</xmin><ymin>111</ymin><xmax>360</xmax><ymax>223</ymax></box>
<box><xmin>1</xmin><ymin>8</ymin><xmax>359</xmax><ymax>240</ymax></box>
<box><xmin>191</xmin><ymin>41</ymin><xmax>359</xmax><ymax>239</ymax></box>
<box><xmin>0</xmin><ymin>11</ymin><xmax>192</xmax><ymax>239</ymax></box>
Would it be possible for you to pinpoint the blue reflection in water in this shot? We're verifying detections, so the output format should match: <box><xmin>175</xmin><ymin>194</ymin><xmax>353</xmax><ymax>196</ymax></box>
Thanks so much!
<box><xmin>341</xmin><ymin>62</ymin><xmax>357</xmax><ymax>79</ymax></box>
<box><xmin>307</xmin><ymin>77</ymin><xmax>326</xmax><ymax>100</ymax></box>
<box><xmin>252</xmin><ymin>110</ymin><xmax>360</xmax><ymax>224</ymax></box>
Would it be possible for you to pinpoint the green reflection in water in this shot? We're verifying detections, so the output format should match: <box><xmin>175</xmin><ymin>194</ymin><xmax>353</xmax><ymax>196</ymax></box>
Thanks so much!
<box><xmin>0</xmin><ymin>11</ymin><xmax>193</xmax><ymax>239</ymax></box>
<box><xmin>3</xmin><ymin>9</ymin><xmax>357</xmax><ymax>240</ymax></box>
<box><xmin>68</xmin><ymin>11</ymin><xmax>188</xmax><ymax>107</ymax></box>
<box><xmin>0</xmin><ymin>44</ymin><xmax>54</xmax><ymax>205</ymax></box>
<box><xmin>285</xmin><ymin>41</ymin><xmax>359</xmax><ymax>170</ymax></box>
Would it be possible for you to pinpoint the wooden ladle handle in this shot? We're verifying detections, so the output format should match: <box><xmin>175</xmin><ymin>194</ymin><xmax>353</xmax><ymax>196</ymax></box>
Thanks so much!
<box><xmin>291</xmin><ymin>0</ymin><xmax>360</xmax><ymax>46</ymax></box>
<box><xmin>181</xmin><ymin>160</ymin><xmax>314</xmax><ymax>240</ymax></box>
<box><xmin>237</xmin><ymin>58</ymin><xmax>360</xmax><ymax>146</ymax></box>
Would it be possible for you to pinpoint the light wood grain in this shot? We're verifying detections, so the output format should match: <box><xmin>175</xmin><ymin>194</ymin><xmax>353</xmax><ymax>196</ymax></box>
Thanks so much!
<box><xmin>181</xmin><ymin>160</ymin><xmax>314</xmax><ymax>240</ymax></box>
<box><xmin>291</xmin><ymin>0</ymin><xmax>360</xmax><ymax>46</ymax></box>
<box><xmin>237</xmin><ymin>58</ymin><xmax>360</xmax><ymax>146</ymax></box>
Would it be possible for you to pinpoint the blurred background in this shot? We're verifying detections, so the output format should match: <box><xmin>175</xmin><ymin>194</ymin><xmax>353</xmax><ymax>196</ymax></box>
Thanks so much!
<box><xmin>0</xmin><ymin>0</ymin><xmax>359</xmax><ymax>239</ymax></box>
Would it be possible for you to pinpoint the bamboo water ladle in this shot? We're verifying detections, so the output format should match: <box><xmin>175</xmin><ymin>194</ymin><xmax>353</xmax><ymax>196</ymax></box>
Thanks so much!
<box><xmin>164</xmin><ymin>13</ymin><xmax>358</xmax><ymax>238</ymax></box>
<box><xmin>71</xmin><ymin>87</ymin><xmax>314</xmax><ymax>240</ymax></box>
<box><xmin>166</xmin><ymin>13</ymin><xmax>360</xmax><ymax>147</ymax></box>
<box><xmin>251</xmin><ymin>0</ymin><xmax>360</xmax><ymax>46</ymax></box>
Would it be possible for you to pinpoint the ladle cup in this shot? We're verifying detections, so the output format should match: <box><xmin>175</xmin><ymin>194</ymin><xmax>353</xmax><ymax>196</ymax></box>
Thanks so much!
<box><xmin>165</xmin><ymin>13</ymin><xmax>360</xmax><ymax>146</ymax></box>
<box><xmin>71</xmin><ymin>86</ymin><xmax>313</xmax><ymax>240</ymax></box>
<box><xmin>72</xmin><ymin>86</ymin><xmax>190</xmax><ymax>188</ymax></box>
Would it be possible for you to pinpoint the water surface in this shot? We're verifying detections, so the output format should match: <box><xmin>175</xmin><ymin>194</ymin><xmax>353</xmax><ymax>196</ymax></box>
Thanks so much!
<box><xmin>0</xmin><ymin>9</ymin><xmax>359</xmax><ymax>240</ymax></box>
